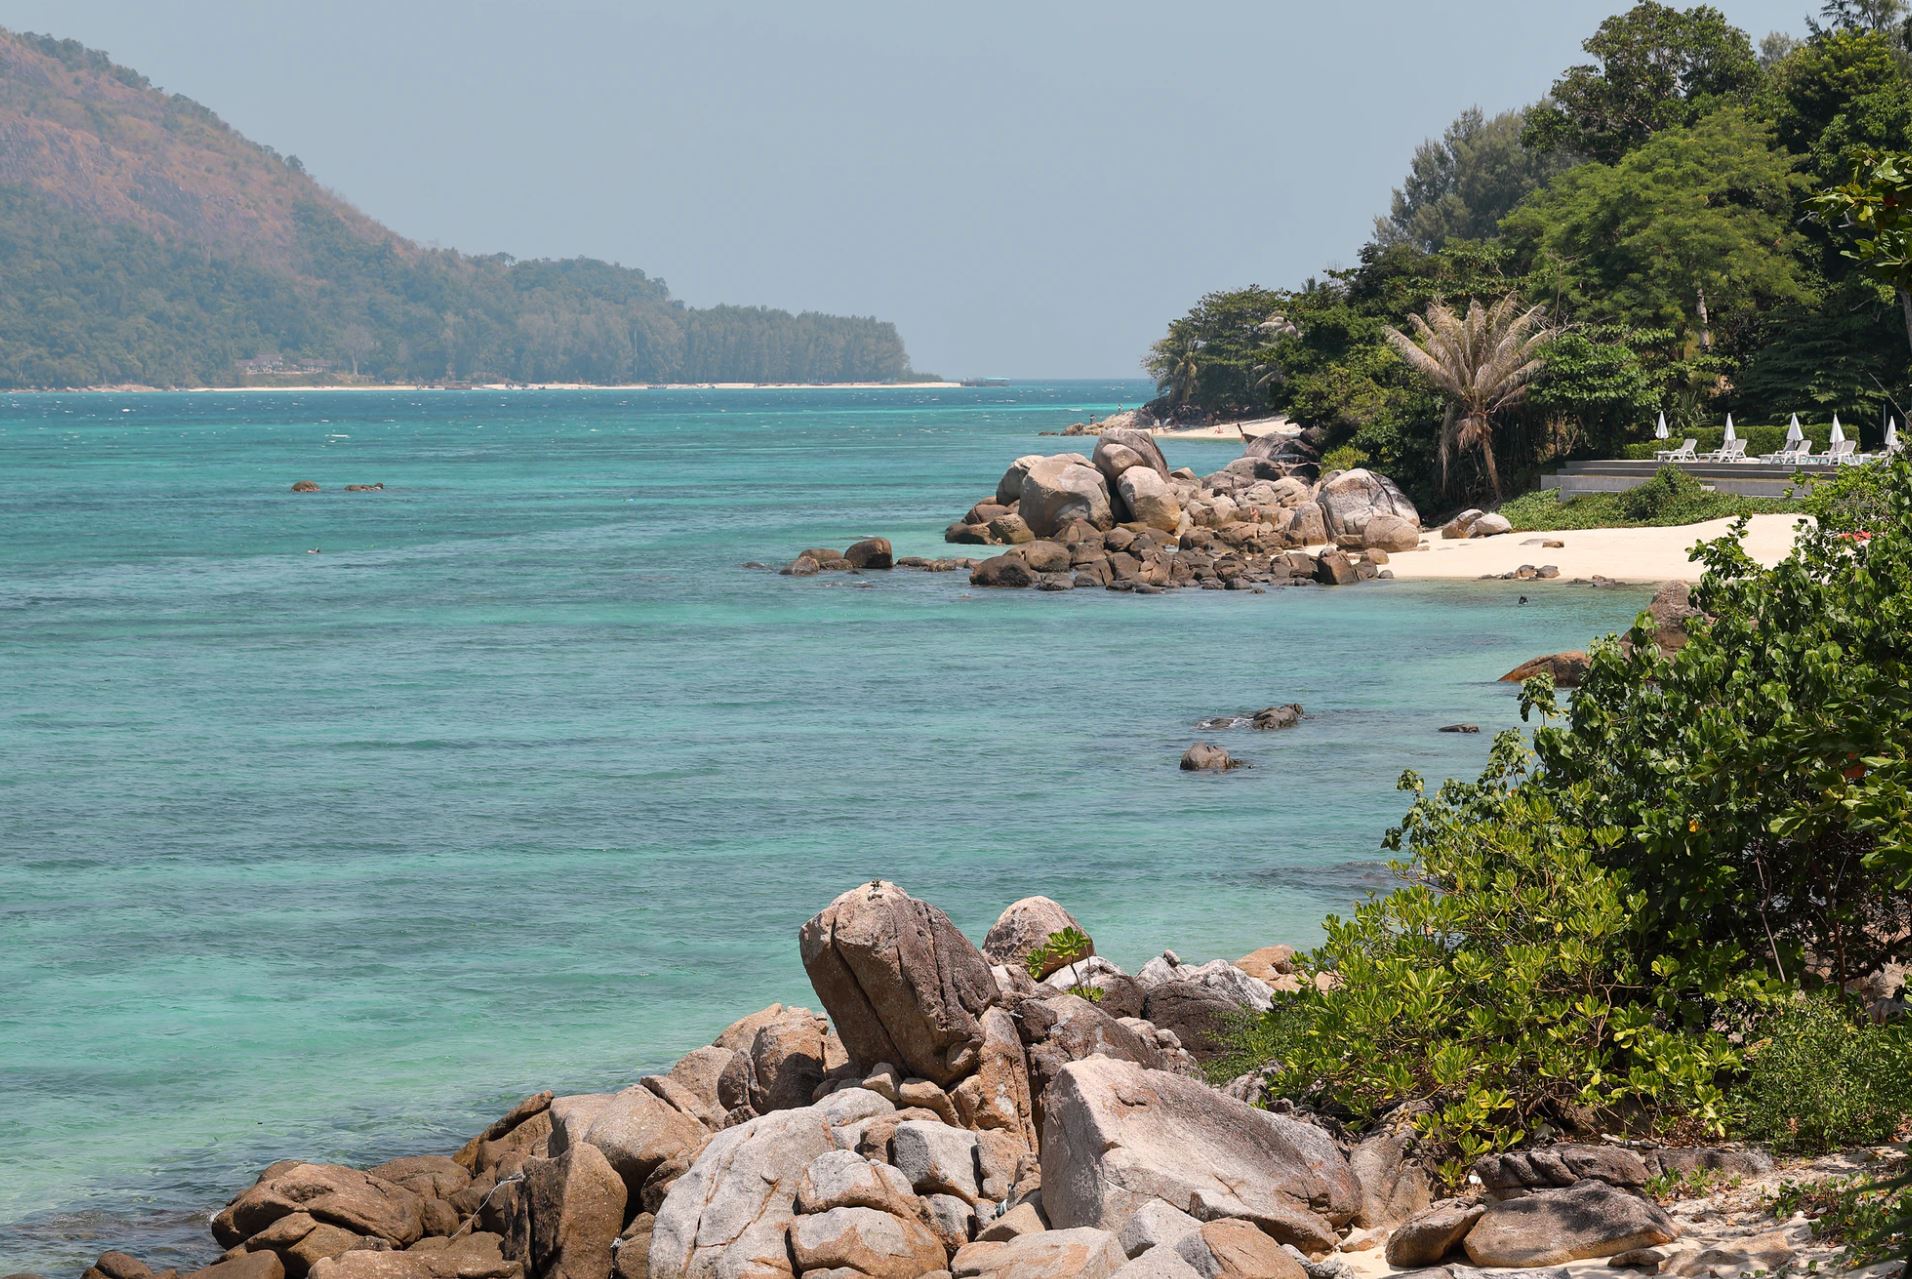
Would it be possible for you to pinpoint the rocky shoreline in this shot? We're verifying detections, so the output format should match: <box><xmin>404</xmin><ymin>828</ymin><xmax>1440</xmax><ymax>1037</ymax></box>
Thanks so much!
<box><xmin>770</xmin><ymin>429</ymin><xmax>1547</xmax><ymax>596</ymax></box>
<box><xmin>46</xmin><ymin>881</ymin><xmax>1902</xmax><ymax>1279</ymax></box>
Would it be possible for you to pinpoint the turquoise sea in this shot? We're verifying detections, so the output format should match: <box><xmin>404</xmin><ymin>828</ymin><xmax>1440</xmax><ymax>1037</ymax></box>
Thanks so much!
<box><xmin>1</xmin><ymin>383</ymin><xmax>1648</xmax><ymax>1273</ymax></box>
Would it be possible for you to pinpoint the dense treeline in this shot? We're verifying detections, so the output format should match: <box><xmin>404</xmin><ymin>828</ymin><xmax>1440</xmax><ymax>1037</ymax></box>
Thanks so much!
<box><xmin>0</xmin><ymin>31</ymin><xmax>917</xmax><ymax>388</ymax></box>
<box><xmin>1145</xmin><ymin>0</ymin><xmax>1912</xmax><ymax>508</ymax></box>
<box><xmin>0</xmin><ymin>190</ymin><xmax>914</xmax><ymax>388</ymax></box>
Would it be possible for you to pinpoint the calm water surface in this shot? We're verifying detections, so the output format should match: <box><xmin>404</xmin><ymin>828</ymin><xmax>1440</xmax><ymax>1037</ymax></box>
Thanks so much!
<box><xmin>0</xmin><ymin>383</ymin><xmax>1647</xmax><ymax>1272</ymax></box>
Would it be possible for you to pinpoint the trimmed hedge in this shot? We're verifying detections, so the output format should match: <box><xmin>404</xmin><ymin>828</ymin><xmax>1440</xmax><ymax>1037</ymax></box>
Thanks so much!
<box><xmin>1620</xmin><ymin>422</ymin><xmax>1850</xmax><ymax>460</ymax></box>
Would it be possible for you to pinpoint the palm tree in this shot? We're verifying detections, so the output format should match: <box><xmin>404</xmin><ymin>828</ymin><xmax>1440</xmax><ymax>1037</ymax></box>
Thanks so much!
<box><xmin>1385</xmin><ymin>293</ymin><xmax>1551</xmax><ymax>499</ymax></box>
<box><xmin>1145</xmin><ymin>320</ymin><xmax>1203</xmax><ymax>410</ymax></box>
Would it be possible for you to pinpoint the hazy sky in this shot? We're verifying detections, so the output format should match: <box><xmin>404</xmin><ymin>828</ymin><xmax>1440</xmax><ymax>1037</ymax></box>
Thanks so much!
<box><xmin>1</xmin><ymin>1</ymin><xmax>1816</xmax><ymax>377</ymax></box>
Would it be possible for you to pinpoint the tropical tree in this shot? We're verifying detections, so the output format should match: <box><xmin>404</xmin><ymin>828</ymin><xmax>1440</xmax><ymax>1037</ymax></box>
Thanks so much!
<box><xmin>1809</xmin><ymin>147</ymin><xmax>1912</xmax><ymax>356</ymax></box>
<box><xmin>1503</xmin><ymin>109</ymin><xmax>1814</xmax><ymax>356</ymax></box>
<box><xmin>1145</xmin><ymin>320</ymin><xmax>1202</xmax><ymax>410</ymax></box>
<box><xmin>1385</xmin><ymin>293</ymin><xmax>1551</xmax><ymax>500</ymax></box>
<box><xmin>1375</xmin><ymin>107</ymin><xmax>1572</xmax><ymax>252</ymax></box>
<box><xmin>1523</xmin><ymin>1</ymin><xmax>1764</xmax><ymax>163</ymax></box>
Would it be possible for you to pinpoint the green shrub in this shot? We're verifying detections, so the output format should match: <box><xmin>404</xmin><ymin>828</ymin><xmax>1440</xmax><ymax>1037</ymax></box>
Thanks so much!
<box><xmin>1616</xmin><ymin>465</ymin><xmax>1706</xmax><ymax>520</ymax></box>
<box><xmin>1737</xmin><ymin>996</ymin><xmax>1912</xmax><ymax>1154</ymax></box>
<box><xmin>1224</xmin><ymin>739</ymin><xmax>1740</xmax><ymax>1187</ymax></box>
<box><xmin>1528</xmin><ymin>460</ymin><xmax>1912</xmax><ymax>996</ymax></box>
<box><xmin>1321</xmin><ymin>443</ymin><xmax>1371</xmax><ymax>473</ymax></box>
<box><xmin>1805</xmin><ymin>456</ymin><xmax>1906</xmax><ymax>533</ymax></box>
<box><xmin>1497</xmin><ymin>484</ymin><xmax>1793</xmax><ymax>531</ymax></box>
<box><xmin>1222</xmin><ymin>457</ymin><xmax>1912</xmax><ymax>1180</ymax></box>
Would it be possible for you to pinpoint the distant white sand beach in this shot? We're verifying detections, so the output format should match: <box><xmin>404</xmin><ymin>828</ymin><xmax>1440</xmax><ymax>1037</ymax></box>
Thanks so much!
<box><xmin>1379</xmin><ymin>513</ymin><xmax>1808</xmax><ymax>584</ymax></box>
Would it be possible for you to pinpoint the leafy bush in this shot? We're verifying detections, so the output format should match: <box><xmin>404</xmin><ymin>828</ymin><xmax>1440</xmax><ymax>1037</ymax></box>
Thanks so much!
<box><xmin>1497</xmin><ymin>484</ymin><xmax>1792</xmax><ymax>531</ymax></box>
<box><xmin>1225</xmin><ymin>457</ymin><xmax>1912</xmax><ymax>1177</ymax></box>
<box><xmin>1616</xmin><ymin>464</ymin><xmax>1707</xmax><ymax>520</ymax></box>
<box><xmin>1224</xmin><ymin>739</ymin><xmax>1740</xmax><ymax>1187</ymax></box>
<box><xmin>1805</xmin><ymin>455</ymin><xmax>1904</xmax><ymax>533</ymax></box>
<box><xmin>1738</xmin><ymin>996</ymin><xmax>1912</xmax><ymax>1154</ymax></box>
<box><xmin>1321</xmin><ymin>444</ymin><xmax>1371</xmax><ymax>473</ymax></box>
<box><xmin>1528</xmin><ymin>461</ymin><xmax>1912</xmax><ymax>995</ymax></box>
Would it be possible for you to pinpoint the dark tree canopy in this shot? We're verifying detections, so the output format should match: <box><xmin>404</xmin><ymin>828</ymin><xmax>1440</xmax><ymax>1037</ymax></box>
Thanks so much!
<box><xmin>1523</xmin><ymin>2</ymin><xmax>1764</xmax><ymax>162</ymax></box>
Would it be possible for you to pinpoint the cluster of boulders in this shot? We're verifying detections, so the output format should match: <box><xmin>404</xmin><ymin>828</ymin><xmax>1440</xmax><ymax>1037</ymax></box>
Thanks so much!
<box><xmin>1439</xmin><ymin>509</ymin><xmax>1511</xmax><ymax>540</ymax></box>
<box><xmin>73</xmin><ymin>880</ymin><xmax>1857</xmax><ymax>1279</ymax></box>
<box><xmin>942</xmin><ymin>430</ymin><xmax>1419</xmax><ymax>593</ymax></box>
<box><xmin>779</xmin><ymin>539</ymin><xmax>898</xmax><ymax>576</ymax></box>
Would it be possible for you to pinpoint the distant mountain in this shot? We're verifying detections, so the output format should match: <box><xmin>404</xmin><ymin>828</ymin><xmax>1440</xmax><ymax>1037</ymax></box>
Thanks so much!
<box><xmin>0</xmin><ymin>30</ymin><xmax>919</xmax><ymax>388</ymax></box>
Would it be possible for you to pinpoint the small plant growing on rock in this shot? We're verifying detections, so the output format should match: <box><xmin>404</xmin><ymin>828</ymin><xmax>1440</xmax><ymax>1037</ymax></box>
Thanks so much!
<box><xmin>1026</xmin><ymin>926</ymin><xmax>1102</xmax><ymax>1002</ymax></box>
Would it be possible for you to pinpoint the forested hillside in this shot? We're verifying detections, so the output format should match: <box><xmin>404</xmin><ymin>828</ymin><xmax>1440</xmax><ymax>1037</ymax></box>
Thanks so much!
<box><xmin>0</xmin><ymin>30</ymin><xmax>917</xmax><ymax>388</ymax></box>
<box><xmin>1143</xmin><ymin>0</ymin><xmax>1912</xmax><ymax>509</ymax></box>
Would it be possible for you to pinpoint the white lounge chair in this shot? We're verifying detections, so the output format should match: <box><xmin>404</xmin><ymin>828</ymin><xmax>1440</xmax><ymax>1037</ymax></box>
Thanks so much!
<box><xmin>1656</xmin><ymin>437</ymin><xmax>1697</xmax><ymax>462</ymax></box>
<box><xmin>1701</xmin><ymin>438</ymin><xmax>1747</xmax><ymax>463</ymax></box>
<box><xmin>1763</xmin><ymin>440</ymin><xmax>1815</xmax><ymax>465</ymax></box>
<box><xmin>1825</xmin><ymin>439</ymin><xmax>1858</xmax><ymax>465</ymax></box>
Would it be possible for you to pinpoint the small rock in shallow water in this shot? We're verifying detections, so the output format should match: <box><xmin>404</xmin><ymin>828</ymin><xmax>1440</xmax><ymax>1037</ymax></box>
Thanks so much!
<box><xmin>1251</xmin><ymin>703</ymin><xmax>1303</xmax><ymax>731</ymax></box>
<box><xmin>1180</xmin><ymin>742</ymin><xmax>1247</xmax><ymax>772</ymax></box>
<box><xmin>1439</xmin><ymin>724</ymin><xmax>1480</xmax><ymax>734</ymax></box>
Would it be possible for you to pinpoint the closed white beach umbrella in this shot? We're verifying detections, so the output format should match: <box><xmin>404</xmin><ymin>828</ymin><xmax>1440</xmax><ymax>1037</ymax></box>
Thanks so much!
<box><xmin>1831</xmin><ymin>414</ymin><xmax>1845</xmax><ymax>445</ymax></box>
<box><xmin>1888</xmin><ymin>418</ymin><xmax>1900</xmax><ymax>450</ymax></box>
<box><xmin>1786</xmin><ymin>414</ymin><xmax>1803</xmax><ymax>445</ymax></box>
<box><xmin>1724</xmin><ymin>414</ymin><xmax>1736</xmax><ymax>442</ymax></box>
<box><xmin>1655</xmin><ymin>411</ymin><xmax>1669</xmax><ymax>440</ymax></box>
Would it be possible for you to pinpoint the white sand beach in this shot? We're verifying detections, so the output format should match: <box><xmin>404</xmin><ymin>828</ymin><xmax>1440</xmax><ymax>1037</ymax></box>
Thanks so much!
<box><xmin>1378</xmin><ymin>513</ymin><xmax>1809</xmax><ymax>584</ymax></box>
<box><xmin>1151</xmin><ymin>414</ymin><xmax>1295</xmax><ymax>442</ymax></box>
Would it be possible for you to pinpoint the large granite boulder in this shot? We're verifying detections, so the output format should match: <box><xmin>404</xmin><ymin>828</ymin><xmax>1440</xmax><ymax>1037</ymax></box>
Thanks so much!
<box><xmin>1116</xmin><ymin>468</ymin><xmax>1182</xmax><ymax>533</ymax></box>
<box><xmin>1174</xmin><ymin>1218</ymin><xmax>1306</xmax><ymax>1279</ymax></box>
<box><xmin>950</xmin><ymin>1005</ymin><xmax>1039</xmax><ymax>1148</ymax></box>
<box><xmin>1462</xmin><ymin>1181</ymin><xmax>1677</xmax><ymax>1267</ymax></box>
<box><xmin>843</xmin><ymin>538</ymin><xmax>894</xmax><ymax>571</ymax></box>
<box><xmin>788</xmin><ymin>1206</ymin><xmax>947</xmax><ymax>1279</ymax></box>
<box><xmin>1243</xmin><ymin>432</ymin><xmax>1321</xmax><ymax>481</ymax></box>
<box><xmin>996</xmin><ymin>455</ymin><xmax>1045</xmax><ymax>506</ymax></box>
<box><xmin>710</xmin><ymin>1003</ymin><xmax>839</xmax><ymax>1117</ymax></box>
<box><xmin>306</xmin><ymin>1236</ymin><xmax>519</xmax><ymax>1279</ymax></box>
<box><xmin>1645</xmin><ymin>580</ymin><xmax>1701</xmax><ymax>653</ymax></box>
<box><xmin>982</xmin><ymin>897</ymin><xmax>1090</xmax><ymax>979</ymax></box>
<box><xmin>1018</xmin><ymin>456</ymin><xmax>1115</xmax><ymax>537</ymax></box>
<box><xmin>952</xmin><ymin>1228</ymin><xmax>1127</xmax><ymax>1279</ymax></box>
<box><xmin>1317</xmin><ymin>469</ymin><xmax>1419</xmax><ymax>541</ymax></box>
<box><xmin>1093</xmin><ymin>429</ymin><xmax>1170</xmax><ymax>488</ymax></box>
<box><xmin>554</xmin><ymin>1084</ymin><xmax>707</xmax><ymax>1201</ymax></box>
<box><xmin>648</xmin><ymin>1088</ymin><xmax>893</xmax><ymax>1279</ymax></box>
<box><xmin>1040</xmin><ymin>1056</ymin><xmax>1359</xmax><ymax>1251</ymax></box>
<box><xmin>504</xmin><ymin>1144</ymin><xmax>626</xmax><ymax>1279</ymax></box>
<box><xmin>800</xmin><ymin>881</ymin><xmax>999</xmax><ymax>1087</ymax></box>
<box><xmin>1385</xmin><ymin>1200</ymin><xmax>1486</xmax><ymax>1269</ymax></box>
<box><xmin>1499</xmin><ymin>651</ymin><xmax>1590</xmax><ymax>688</ymax></box>
<box><xmin>1350</xmin><ymin>1131</ymin><xmax>1432</xmax><ymax>1230</ymax></box>
<box><xmin>214</xmin><ymin>1164</ymin><xmax>427</xmax><ymax>1253</ymax></box>
<box><xmin>1362</xmin><ymin>512</ymin><xmax>1421</xmax><ymax>552</ymax></box>
<box><xmin>1473</xmin><ymin>1144</ymin><xmax>1650</xmax><ymax>1198</ymax></box>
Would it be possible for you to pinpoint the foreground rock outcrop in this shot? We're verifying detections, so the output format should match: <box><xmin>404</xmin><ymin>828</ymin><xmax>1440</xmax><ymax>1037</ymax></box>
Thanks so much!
<box><xmin>76</xmin><ymin>878</ymin><xmax>1886</xmax><ymax>1279</ymax></box>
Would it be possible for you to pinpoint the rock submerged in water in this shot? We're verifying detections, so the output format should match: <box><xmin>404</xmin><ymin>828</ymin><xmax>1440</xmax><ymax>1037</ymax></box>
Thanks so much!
<box><xmin>290</xmin><ymin>480</ymin><xmax>320</xmax><ymax>493</ymax></box>
<box><xmin>1179</xmin><ymin>742</ymin><xmax>1246</xmax><ymax>772</ymax></box>
<box><xmin>1500</xmin><ymin>651</ymin><xmax>1591</xmax><ymax>687</ymax></box>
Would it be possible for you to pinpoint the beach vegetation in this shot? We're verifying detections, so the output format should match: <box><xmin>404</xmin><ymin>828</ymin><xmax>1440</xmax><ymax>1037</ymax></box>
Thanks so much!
<box><xmin>1384</xmin><ymin>293</ymin><xmax>1553</xmax><ymax>499</ymax></box>
<box><xmin>1736</xmin><ymin>995</ymin><xmax>1912</xmax><ymax>1153</ymax></box>
<box><xmin>1142</xmin><ymin>1</ymin><xmax>1912</xmax><ymax>511</ymax></box>
<box><xmin>1221</xmin><ymin>456</ymin><xmax>1912</xmax><ymax>1176</ymax></box>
